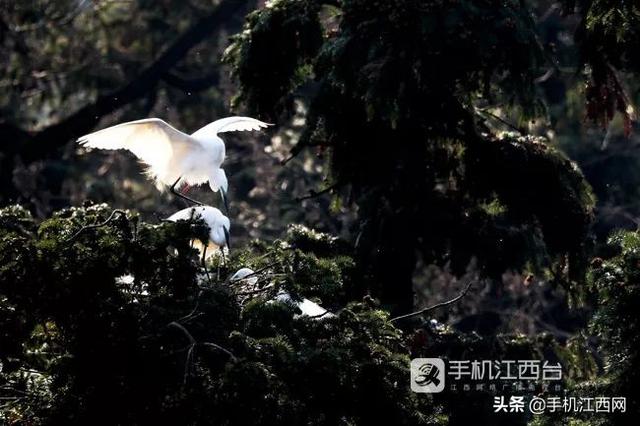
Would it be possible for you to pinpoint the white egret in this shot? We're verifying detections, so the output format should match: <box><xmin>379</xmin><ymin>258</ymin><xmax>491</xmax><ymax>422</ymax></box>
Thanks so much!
<box><xmin>77</xmin><ymin>116</ymin><xmax>272</xmax><ymax>209</ymax></box>
<box><xmin>167</xmin><ymin>206</ymin><xmax>230</xmax><ymax>262</ymax></box>
<box><xmin>115</xmin><ymin>274</ymin><xmax>135</xmax><ymax>285</ymax></box>
<box><xmin>228</xmin><ymin>268</ymin><xmax>333</xmax><ymax>318</ymax></box>
<box><xmin>275</xmin><ymin>291</ymin><xmax>334</xmax><ymax>319</ymax></box>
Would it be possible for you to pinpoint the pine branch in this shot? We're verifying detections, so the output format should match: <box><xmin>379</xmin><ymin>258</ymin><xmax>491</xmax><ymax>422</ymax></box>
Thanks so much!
<box><xmin>65</xmin><ymin>209</ymin><xmax>128</xmax><ymax>243</ymax></box>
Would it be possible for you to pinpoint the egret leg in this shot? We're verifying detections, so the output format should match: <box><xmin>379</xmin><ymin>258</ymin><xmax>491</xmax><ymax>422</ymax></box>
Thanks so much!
<box><xmin>202</xmin><ymin>245</ymin><xmax>212</xmax><ymax>285</ymax></box>
<box><xmin>217</xmin><ymin>248</ymin><xmax>226</xmax><ymax>281</ymax></box>
<box><xmin>170</xmin><ymin>177</ymin><xmax>204</xmax><ymax>206</ymax></box>
<box><xmin>216</xmin><ymin>261</ymin><xmax>221</xmax><ymax>281</ymax></box>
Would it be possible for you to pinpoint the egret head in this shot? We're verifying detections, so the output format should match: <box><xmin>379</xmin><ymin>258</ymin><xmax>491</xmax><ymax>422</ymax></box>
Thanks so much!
<box><xmin>206</xmin><ymin>207</ymin><xmax>230</xmax><ymax>249</ymax></box>
<box><xmin>167</xmin><ymin>206</ymin><xmax>230</xmax><ymax>250</ymax></box>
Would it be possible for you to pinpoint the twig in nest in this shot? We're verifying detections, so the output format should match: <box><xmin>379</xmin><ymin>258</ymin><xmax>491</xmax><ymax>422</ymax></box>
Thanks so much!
<box><xmin>307</xmin><ymin>310</ymin><xmax>333</xmax><ymax>319</ymax></box>
<box><xmin>66</xmin><ymin>209</ymin><xmax>128</xmax><ymax>242</ymax></box>
<box><xmin>234</xmin><ymin>283</ymin><xmax>275</xmax><ymax>296</ymax></box>
<box><xmin>390</xmin><ymin>280</ymin><xmax>476</xmax><ymax>322</ymax></box>
<box><xmin>166</xmin><ymin>321</ymin><xmax>237</xmax><ymax>385</ymax></box>
<box><xmin>177</xmin><ymin>291</ymin><xmax>204</xmax><ymax>323</ymax></box>
<box><xmin>167</xmin><ymin>321</ymin><xmax>196</xmax><ymax>384</ymax></box>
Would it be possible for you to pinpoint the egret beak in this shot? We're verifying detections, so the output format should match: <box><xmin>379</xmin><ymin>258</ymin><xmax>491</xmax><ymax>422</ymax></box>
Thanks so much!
<box><xmin>223</xmin><ymin>227</ymin><xmax>231</xmax><ymax>250</ymax></box>
<box><xmin>220</xmin><ymin>188</ymin><xmax>229</xmax><ymax>214</ymax></box>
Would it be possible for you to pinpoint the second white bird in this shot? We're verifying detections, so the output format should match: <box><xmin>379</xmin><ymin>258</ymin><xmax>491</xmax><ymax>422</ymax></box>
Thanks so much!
<box><xmin>167</xmin><ymin>206</ymin><xmax>230</xmax><ymax>259</ymax></box>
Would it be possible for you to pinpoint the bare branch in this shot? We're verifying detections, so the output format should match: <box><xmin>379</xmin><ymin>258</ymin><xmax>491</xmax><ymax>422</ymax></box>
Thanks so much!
<box><xmin>167</xmin><ymin>321</ymin><xmax>237</xmax><ymax>385</ymax></box>
<box><xmin>167</xmin><ymin>321</ymin><xmax>196</xmax><ymax>345</ymax></box>
<box><xmin>183</xmin><ymin>344</ymin><xmax>196</xmax><ymax>385</ymax></box>
<box><xmin>475</xmin><ymin>108</ymin><xmax>524</xmax><ymax>134</ymax></box>
<box><xmin>295</xmin><ymin>182</ymin><xmax>341</xmax><ymax>202</ymax></box>
<box><xmin>307</xmin><ymin>310</ymin><xmax>333</xmax><ymax>319</ymax></box>
<box><xmin>390</xmin><ymin>280</ymin><xmax>476</xmax><ymax>323</ymax></box>
<box><xmin>201</xmin><ymin>342</ymin><xmax>237</xmax><ymax>362</ymax></box>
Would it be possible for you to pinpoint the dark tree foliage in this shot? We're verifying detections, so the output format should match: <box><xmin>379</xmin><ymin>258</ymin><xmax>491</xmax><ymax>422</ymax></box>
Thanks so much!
<box><xmin>572</xmin><ymin>0</ymin><xmax>640</xmax><ymax>133</ymax></box>
<box><xmin>0</xmin><ymin>205</ymin><xmax>606</xmax><ymax>425</ymax></box>
<box><xmin>0</xmin><ymin>204</ymin><xmax>434</xmax><ymax>425</ymax></box>
<box><xmin>225</xmin><ymin>0</ymin><xmax>596</xmax><ymax>312</ymax></box>
<box><xmin>585</xmin><ymin>231</ymin><xmax>640</xmax><ymax>422</ymax></box>
<box><xmin>526</xmin><ymin>230</ymin><xmax>640</xmax><ymax>425</ymax></box>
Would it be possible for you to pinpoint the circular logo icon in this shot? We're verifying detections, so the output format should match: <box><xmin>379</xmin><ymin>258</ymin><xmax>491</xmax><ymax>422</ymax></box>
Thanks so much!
<box><xmin>415</xmin><ymin>363</ymin><xmax>441</xmax><ymax>387</ymax></box>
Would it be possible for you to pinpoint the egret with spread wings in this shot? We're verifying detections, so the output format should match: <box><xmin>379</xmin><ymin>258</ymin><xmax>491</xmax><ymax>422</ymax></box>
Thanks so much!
<box><xmin>77</xmin><ymin>116</ymin><xmax>272</xmax><ymax>209</ymax></box>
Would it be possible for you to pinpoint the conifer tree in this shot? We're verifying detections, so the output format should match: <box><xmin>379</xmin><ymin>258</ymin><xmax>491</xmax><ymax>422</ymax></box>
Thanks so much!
<box><xmin>224</xmin><ymin>0</ymin><xmax>598</xmax><ymax>312</ymax></box>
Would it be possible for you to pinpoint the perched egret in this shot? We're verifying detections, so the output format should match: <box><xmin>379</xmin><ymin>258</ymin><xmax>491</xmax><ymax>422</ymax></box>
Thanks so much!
<box><xmin>167</xmin><ymin>206</ymin><xmax>230</xmax><ymax>261</ymax></box>
<box><xmin>228</xmin><ymin>267</ymin><xmax>332</xmax><ymax>318</ymax></box>
<box><xmin>77</xmin><ymin>116</ymin><xmax>272</xmax><ymax>209</ymax></box>
<box><xmin>275</xmin><ymin>291</ymin><xmax>334</xmax><ymax>319</ymax></box>
<box><xmin>229</xmin><ymin>267</ymin><xmax>259</xmax><ymax>286</ymax></box>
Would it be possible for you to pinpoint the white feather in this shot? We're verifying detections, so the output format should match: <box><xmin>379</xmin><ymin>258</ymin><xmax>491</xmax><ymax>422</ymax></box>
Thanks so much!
<box><xmin>275</xmin><ymin>291</ymin><xmax>334</xmax><ymax>319</ymax></box>
<box><xmin>78</xmin><ymin>118</ymin><xmax>200</xmax><ymax>185</ymax></box>
<box><xmin>77</xmin><ymin>116</ymin><xmax>271</xmax><ymax>193</ymax></box>
<box><xmin>191</xmin><ymin>116</ymin><xmax>272</xmax><ymax>140</ymax></box>
<box><xmin>229</xmin><ymin>267</ymin><xmax>258</xmax><ymax>285</ymax></box>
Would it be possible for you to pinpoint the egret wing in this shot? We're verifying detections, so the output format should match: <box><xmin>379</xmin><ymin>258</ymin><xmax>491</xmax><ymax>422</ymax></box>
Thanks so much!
<box><xmin>298</xmin><ymin>298</ymin><xmax>330</xmax><ymax>317</ymax></box>
<box><xmin>190</xmin><ymin>116</ymin><xmax>272</xmax><ymax>139</ymax></box>
<box><xmin>77</xmin><ymin>118</ymin><xmax>199</xmax><ymax>178</ymax></box>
